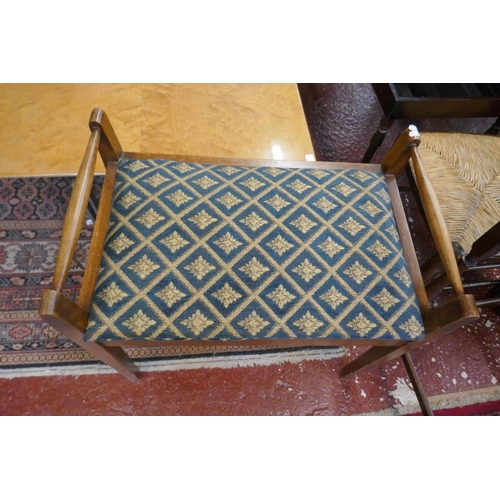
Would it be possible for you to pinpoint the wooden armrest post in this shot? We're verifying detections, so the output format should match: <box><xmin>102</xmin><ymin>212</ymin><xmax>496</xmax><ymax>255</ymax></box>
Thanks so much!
<box><xmin>52</xmin><ymin>127</ymin><xmax>101</xmax><ymax>292</ymax></box>
<box><xmin>381</xmin><ymin>125</ymin><xmax>421</xmax><ymax>175</ymax></box>
<box><xmin>89</xmin><ymin>108</ymin><xmax>123</xmax><ymax>165</ymax></box>
<box><xmin>409</xmin><ymin>145</ymin><xmax>464</xmax><ymax>296</ymax></box>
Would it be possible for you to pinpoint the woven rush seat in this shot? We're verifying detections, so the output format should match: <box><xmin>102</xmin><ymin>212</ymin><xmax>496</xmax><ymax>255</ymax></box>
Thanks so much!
<box><xmin>417</xmin><ymin>133</ymin><xmax>500</xmax><ymax>254</ymax></box>
<box><xmin>85</xmin><ymin>158</ymin><xmax>424</xmax><ymax>343</ymax></box>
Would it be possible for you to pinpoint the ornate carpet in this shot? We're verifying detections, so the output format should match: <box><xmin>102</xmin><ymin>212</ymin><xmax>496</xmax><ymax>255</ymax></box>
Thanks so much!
<box><xmin>0</xmin><ymin>175</ymin><xmax>344</xmax><ymax>376</ymax></box>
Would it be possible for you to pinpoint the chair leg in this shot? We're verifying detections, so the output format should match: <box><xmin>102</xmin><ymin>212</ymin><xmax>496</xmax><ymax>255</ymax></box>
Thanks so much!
<box><xmin>401</xmin><ymin>352</ymin><xmax>434</xmax><ymax>416</ymax></box>
<box><xmin>362</xmin><ymin>116</ymin><xmax>395</xmax><ymax>163</ymax></box>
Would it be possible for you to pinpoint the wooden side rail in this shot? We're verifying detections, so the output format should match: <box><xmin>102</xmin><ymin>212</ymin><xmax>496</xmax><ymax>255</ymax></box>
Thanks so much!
<box><xmin>38</xmin><ymin>109</ymin><xmax>139</xmax><ymax>380</ymax></box>
<box><xmin>409</xmin><ymin>145</ymin><xmax>465</xmax><ymax>296</ymax></box>
<box><xmin>381</xmin><ymin>126</ymin><xmax>465</xmax><ymax>297</ymax></box>
<box><xmin>50</xmin><ymin>108</ymin><xmax>121</xmax><ymax>294</ymax></box>
<box><xmin>52</xmin><ymin>126</ymin><xmax>101</xmax><ymax>292</ymax></box>
<box><xmin>79</xmin><ymin>162</ymin><xmax>118</xmax><ymax>312</ymax></box>
<box><xmin>341</xmin><ymin>127</ymin><xmax>481</xmax><ymax>379</ymax></box>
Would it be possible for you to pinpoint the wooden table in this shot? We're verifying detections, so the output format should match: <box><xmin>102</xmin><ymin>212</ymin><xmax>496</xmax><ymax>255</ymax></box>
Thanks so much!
<box><xmin>0</xmin><ymin>84</ymin><xmax>315</xmax><ymax>177</ymax></box>
<box><xmin>363</xmin><ymin>83</ymin><xmax>500</xmax><ymax>162</ymax></box>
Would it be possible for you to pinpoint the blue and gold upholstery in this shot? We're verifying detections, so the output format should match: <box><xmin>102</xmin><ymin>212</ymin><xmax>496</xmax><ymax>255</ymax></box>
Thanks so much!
<box><xmin>85</xmin><ymin>159</ymin><xmax>425</xmax><ymax>343</ymax></box>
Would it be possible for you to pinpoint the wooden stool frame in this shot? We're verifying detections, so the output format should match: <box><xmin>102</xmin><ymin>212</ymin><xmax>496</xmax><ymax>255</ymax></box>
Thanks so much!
<box><xmin>39</xmin><ymin>110</ymin><xmax>480</xmax><ymax>411</ymax></box>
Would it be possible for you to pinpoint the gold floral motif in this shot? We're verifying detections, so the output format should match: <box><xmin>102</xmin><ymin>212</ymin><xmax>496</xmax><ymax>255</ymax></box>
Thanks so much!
<box><xmin>360</xmin><ymin>201</ymin><xmax>382</xmax><ymax>217</ymax></box>
<box><xmin>181</xmin><ymin>310</ymin><xmax>214</xmax><ymax>336</ymax></box>
<box><xmin>317</xmin><ymin>237</ymin><xmax>344</xmax><ymax>258</ymax></box>
<box><xmin>292</xmin><ymin>259</ymin><xmax>321</xmax><ymax>282</ymax></box>
<box><xmin>184</xmin><ymin>256</ymin><xmax>216</xmax><ymax>280</ymax></box>
<box><xmin>240</xmin><ymin>212</ymin><xmax>268</xmax><ymax>231</ymax></box>
<box><xmin>308</xmin><ymin>169</ymin><xmax>330</xmax><ymax>179</ymax></box>
<box><xmin>267</xmin><ymin>235</ymin><xmax>294</xmax><ymax>256</ymax></box>
<box><xmin>264</xmin><ymin>167</ymin><xmax>286</xmax><ymax>177</ymax></box>
<box><xmin>368</xmin><ymin>240</ymin><xmax>392</xmax><ymax>260</ymax></box>
<box><xmin>239</xmin><ymin>257</ymin><xmax>270</xmax><ymax>281</ymax></box>
<box><xmin>128</xmin><ymin>255</ymin><xmax>160</xmax><ymax>279</ymax></box>
<box><xmin>118</xmin><ymin>192</ymin><xmax>141</xmax><ymax>209</ymax></box>
<box><xmin>313</xmin><ymin>197</ymin><xmax>337</xmax><ymax>213</ymax></box>
<box><xmin>160</xmin><ymin>231</ymin><xmax>189</xmax><ymax>252</ymax></box>
<box><xmin>351</xmin><ymin>171</ymin><xmax>371</xmax><ymax>182</ymax></box>
<box><xmin>265</xmin><ymin>194</ymin><xmax>290</xmax><ymax>211</ymax></box>
<box><xmin>333</xmin><ymin>182</ymin><xmax>356</xmax><ymax>197</ymax></box>
<box><xmin>320</xmin><ymin>286</ymin><xmax>348</xmax><ymax>309</ymax></box>
<box><xmin>166</xmin><ymin>189</ymin><xmax>193</xmax><ymax>207</ymax></box>
<box><xmin>216</xmin><ymin>192</ymin><xmax>243</xmax><ymax>209</ymax></box>
<box><xmin>145</xmin><ymin>173</ymin><xmax>170</xmax><ymax>187</ymax></box>
<box><xmin>109</xmin><ymin>233</ymin><xmax>134</xmax><ymax>254</ymax></box>
<box><xmin>344</xmin><ymin>261</ymin><xmax>372</xmax><ymax>284</ymax></box>
<box><xmin>156</xmin><ymin>283</ymin><xmax>187</xmax><ymax>307</ymax></box>
<box><xmin>394</xmin><ymin>268</ymin><xmax>412</xmax><ymax>287</ymax></box>
<box><xmin>238</xmin><ymin>311</ymin><xmax>270</xmax><ymax>336</ymax></box>
<box><xmin>193</xmin><ymin>176</ymin><xmax>219</xmax><ymax>189</ymax></box>
<box><xmin>293</xmin><ymin>311</ymin><xmax>324</xmax><ymax>336</ymax></box>
<box><xmin>212</xmin><ymin>283</ymin><xmax>242</xmax><ymax>308</ymax></box>
<box><xmin>290</xmin><ymin>214</ymin><xmax>318</xmax><ymax>234</ymax></box>
<box><xmin>173</xmin><ymin>162</ymin><xmax>195</xmax><ymax>173</ymax></box>
<box><xmin>376</xmin><ymin>188</ymin><xmax>391</xmax><ymax>203</ymax></box>
<box><xmin>136</xmin><ymin>208</ymin><xmax>165</xmax><ymax>229</ymax></box>
<box><xmin>122</xmin><ymin>310</ymin><xmax>156</xmax><ymax>336</ymax></box>
<box><xmin>267</xmin><ymin>285</ymin><xmax>296</xmax><ymax>309</ymax></box>
<box><xmin>188</xmin><ymin>210</ymin><xmax>218</xmax><ymax>230</ymax></box>
<box><xmin>97</xmin><ymin>282</ymin><xmax>129</xmax><ymax>307</ymax></box>
<box><xmin>220</xmin><ymin>166</ymin><xmax>241</xmax><ymax>176</ymax></box>
<box><xmin>127</xmin><ymin>161</ymin><xmax>149</xmax><ymax>172</ymax></box>
<box><xmin>214</xmin><ymin>232</ymin><xmax>242</xmax><ymax>254</ymax></box>
<box><xmin>287</xmin><ymin>179</ymin><xmax>312</xmax><ymax>194</ymax></box>
<box><xmin>339</xmin><ymin>217</ymin><xmax>365</xmax><ymax>236</ymax></box>
<box><xmin>399</xmin><ymin>315</ymin><xmax>423</xmax><ymax>339</ymax></box>
<box><xmin>373</xmin><ymin>288</ymin><xmax>400</xmax><ymax>312</ymax></box>
<box><xmin>347</xmin><ymin>313</ymin><xmax>377</xmax><ymax>336</ymax></box>
<box><xmin>240</xmin><ymin>177</ymin><xmax>266</xmax><ymax>191</ymax></box>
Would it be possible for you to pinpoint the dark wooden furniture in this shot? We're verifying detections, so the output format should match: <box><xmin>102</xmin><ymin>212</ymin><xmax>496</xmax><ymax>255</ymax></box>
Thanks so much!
<box><xmin>363</xmin><ymin>83</ymin><xmax>500</xmax><ymax>163</ymax></box>
<box><xmin>38</xmin><ymin>109</ymin><xmax>481</xmax><ymax>415</ymax></box>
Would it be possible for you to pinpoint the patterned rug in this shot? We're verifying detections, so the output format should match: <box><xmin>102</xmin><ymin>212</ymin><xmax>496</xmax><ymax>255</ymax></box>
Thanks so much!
<box><xmin>0</xmin><ymin>175</ymin><xmax>344</xmax><ymax>377</ymax></box>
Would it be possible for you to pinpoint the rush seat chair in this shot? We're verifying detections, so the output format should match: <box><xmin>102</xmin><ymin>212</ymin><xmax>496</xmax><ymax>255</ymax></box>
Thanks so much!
<box><xmin>38</xmin><ymin>109</ymin><xmax>480</xmax><ymax>403</ymax></box>
<box><xmin>413</xmin><ymin>133</ymin><xmax>500</xmax><ymax>305</ymax></box>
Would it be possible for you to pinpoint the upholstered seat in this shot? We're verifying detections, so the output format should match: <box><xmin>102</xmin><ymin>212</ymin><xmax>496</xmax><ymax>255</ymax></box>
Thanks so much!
<box><xmin>417</xmin><ymin>133</ymin><xmax>500</xmax><ymax>255</ymax></box>
<box><xmin>86</xmin><ymin>158</ymin><xmax>424</xmax><ymax>343</ymax></box>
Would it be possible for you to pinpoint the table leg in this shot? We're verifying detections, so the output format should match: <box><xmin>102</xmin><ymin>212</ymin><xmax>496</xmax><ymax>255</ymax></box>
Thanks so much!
<box><xmin>362</xmin><ymin>116</ymin><xmax>395</xmax><ymax>163</ymax></box>
<box><xmin>484</xmin><ymin>117</ymin><xmax>500</xmax><ymax>136</ymax></box>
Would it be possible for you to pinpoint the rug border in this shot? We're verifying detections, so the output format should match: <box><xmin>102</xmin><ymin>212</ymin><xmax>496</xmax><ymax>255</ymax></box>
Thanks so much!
<box><xmin>0</xmin><ymin>346</ymin><xmax>346</xmax><ymax>379</ymax></box>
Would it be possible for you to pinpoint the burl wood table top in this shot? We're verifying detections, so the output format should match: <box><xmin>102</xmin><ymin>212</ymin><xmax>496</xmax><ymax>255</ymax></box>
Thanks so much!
<box><xmin>0</xmin><ymin>83</ymin><xmax>315</xmax><ymax>177</ymax></box>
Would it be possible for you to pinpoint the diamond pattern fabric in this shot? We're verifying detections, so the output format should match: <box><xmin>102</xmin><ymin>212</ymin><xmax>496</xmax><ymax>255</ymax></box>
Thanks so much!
<box><xmin>85</xmin><ymin>159</ymin><xmax>424</xmax><ymax>342</ymax></box>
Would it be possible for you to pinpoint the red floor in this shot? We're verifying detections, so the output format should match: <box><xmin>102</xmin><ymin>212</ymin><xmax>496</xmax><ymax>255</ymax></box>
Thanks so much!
<box><xmin>1</xmin><ymin>83</ymin><xmax>500</xmax><ymax>416</ymax></box>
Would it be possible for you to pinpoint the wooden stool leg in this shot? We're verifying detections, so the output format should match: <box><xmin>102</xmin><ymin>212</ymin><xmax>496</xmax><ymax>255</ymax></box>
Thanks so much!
<box><xmin>362</xmin><ymin>116</ymin><xmax>395</xmax><ymax>163</ymax></box>
<box><xmin>39</xmin><ymin>290</ymin><xmax>140</xmax><ymax>381</ymax></box>
<box><xmin>401</xmin><ymin>352</ymin><xmax>433</xmax><ymax>416</ymax></box>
